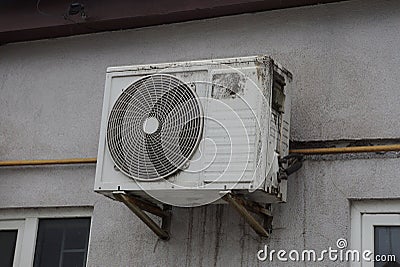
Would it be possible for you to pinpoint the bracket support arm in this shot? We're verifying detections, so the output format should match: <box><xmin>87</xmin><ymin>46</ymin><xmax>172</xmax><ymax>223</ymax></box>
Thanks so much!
<box><xmin>113</xmin><ymin>191</ymin><xmax>171</xmax><ymax>240</ymax></box>
<box><xmin>221</xmin><ymin>192</ymin><xmax>272</xmax><ymax>238</ymax></box>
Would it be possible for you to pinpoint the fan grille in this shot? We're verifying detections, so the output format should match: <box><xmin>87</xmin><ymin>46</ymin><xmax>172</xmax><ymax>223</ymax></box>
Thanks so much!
<box><xmin>107</xmin><ymin>74</ymin><xmax>203</xmax><ymax>181</ymax></box>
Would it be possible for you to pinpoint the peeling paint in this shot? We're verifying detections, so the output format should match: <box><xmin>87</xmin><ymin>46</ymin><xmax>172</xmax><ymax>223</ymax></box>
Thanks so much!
<box><xmin>211</xmin><ymin>72</ymin><xmax>246</xmax><ymax>99</ymax></box>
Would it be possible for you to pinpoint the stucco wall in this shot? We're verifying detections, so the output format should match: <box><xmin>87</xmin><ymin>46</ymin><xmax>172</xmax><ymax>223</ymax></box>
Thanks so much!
<box><xmin>1</xmin><ymin>0</ymin><xmax>400</xmax><ymax>266</ymax></box>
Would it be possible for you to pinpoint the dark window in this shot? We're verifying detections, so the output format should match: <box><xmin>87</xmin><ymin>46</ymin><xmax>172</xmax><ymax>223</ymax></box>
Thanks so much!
<box><xmin>374</xmin><ymin>226</ymin><xmax>400</xmax><ymax>267</ymax></box>
<box><xmin>34</xmin><ymin>218</ymin><xmax>91</xmax><ymax>267</ymax></box>
<box><xmin>0</xmin><ymin>230</ymin><xmax>18</xmax><ymax>267</ymax></box>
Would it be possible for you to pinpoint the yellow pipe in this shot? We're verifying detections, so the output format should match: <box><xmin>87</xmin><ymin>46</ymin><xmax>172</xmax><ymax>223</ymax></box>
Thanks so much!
<box><xmin>0</xmin><ymin>144</ymin><xmax>400</xmax><ymax>167</ymax></box>
<box><xmin>289</xmin><ymin>144</ymin><xmax>400</xmax><ymax>155</ymax></box>
<box><xmin>0</xmin><ymin>158</ymin><xmax>97</xmax><ymax>167</ymax></box>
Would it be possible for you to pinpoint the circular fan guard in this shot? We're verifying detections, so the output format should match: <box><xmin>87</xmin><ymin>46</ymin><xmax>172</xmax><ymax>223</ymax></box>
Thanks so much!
<box><xmin>107</xmin><ymin>74</ymin><xmax>203</xmax><ymax>181</ymax></box>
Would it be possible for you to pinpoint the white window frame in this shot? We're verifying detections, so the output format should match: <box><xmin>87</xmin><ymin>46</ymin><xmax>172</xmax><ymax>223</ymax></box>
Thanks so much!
<box><xmin>351</xmin><ymin>200</ymin><xmax>400</xmax><ymax>267</ymax></box>
<box><xmin>0</xmin><ymin>207</ymin><xmax>92</xmax><ymax>267</ymax></box>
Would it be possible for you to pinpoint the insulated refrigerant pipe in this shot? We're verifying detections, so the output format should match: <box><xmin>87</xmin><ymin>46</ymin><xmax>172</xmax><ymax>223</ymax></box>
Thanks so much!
<box><xmin>0</xmin><ymin>158</ymin><xmax>97</xmax><ymax>166</ymax></box>
<box><xmin>289</xmin><ymin>144</ymin><xmax>400</xmax><ymax>155</ymax></box>
<box><xmin>1</xmin><ymin>144</ymin><xmax>400</xmax><ymax>167</ymax></box>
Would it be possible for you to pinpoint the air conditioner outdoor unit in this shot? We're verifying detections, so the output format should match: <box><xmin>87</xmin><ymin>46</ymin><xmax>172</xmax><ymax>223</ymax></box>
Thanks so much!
<box><xmin>95</xmin><ymin>55</ymin><xmax>297</xmax><ymax>238</ymax></box>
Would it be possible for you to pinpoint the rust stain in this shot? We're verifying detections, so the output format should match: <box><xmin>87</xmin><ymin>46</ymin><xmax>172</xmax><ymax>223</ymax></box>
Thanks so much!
<box><xmin>185</xmin><ymin>208</ymin><xmax>194</xmax><ymax>267</ymax></box>
<box><xmin>239</xmin><ymin>217</ymin><xmax>246</xmax><ymax>267</ymax></box>
<box><xmin>213</xmin><ymin>205</ymin><xmax>223</xmax><ymax>267</ymax></box>
<box><xmin>198</xmin><ymin>206</ymin><xmax>208</xmax><ymax>267</ymax></box>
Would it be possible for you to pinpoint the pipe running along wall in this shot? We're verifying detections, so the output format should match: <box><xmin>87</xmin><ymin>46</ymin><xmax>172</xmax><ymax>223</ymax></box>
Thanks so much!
<box><xmin>0</xmin><ymin>144</ymin><xmax>400</xmax><ymax>167</ymax></box>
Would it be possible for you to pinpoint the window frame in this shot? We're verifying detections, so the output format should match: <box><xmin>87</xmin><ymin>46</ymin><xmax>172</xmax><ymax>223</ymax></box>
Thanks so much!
<box><xmin>0</xmin><ymin>207</ymin><xmax>92</xmax><ymax>267</ymax></box>
<box><xmin>351</xmin><ymin>200</ymin><xmax>400</xmax><ymax>267</ymax></box>
<box><xmin>0</xmin><ymin>220</ymin><xmax>25</xmax><ymax>267</ymax></box>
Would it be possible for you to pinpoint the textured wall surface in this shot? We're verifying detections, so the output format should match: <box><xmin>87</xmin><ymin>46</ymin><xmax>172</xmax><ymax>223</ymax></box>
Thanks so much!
<box><xmin>1</xmin><ymin>0</ymin><xmax>400</xmax><ymax>266</ymax></box>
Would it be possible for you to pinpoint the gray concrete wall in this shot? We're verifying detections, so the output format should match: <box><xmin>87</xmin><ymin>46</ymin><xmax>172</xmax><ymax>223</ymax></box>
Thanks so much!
<box><xmin>1</xmin><ymin>0</ymin><xmax>400</xmax><ymax>266</ymax></box>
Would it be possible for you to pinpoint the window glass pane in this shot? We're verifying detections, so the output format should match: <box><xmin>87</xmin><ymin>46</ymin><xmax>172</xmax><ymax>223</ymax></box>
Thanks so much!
<box><xmin>0</xmin><ymin>230</ymin><xmax>18</xmax><ymax>267</ymax></box>
<box><xmin>64</xmin><ymin>222</ymin><xmax>90</xmax><ymax>250</ymax></box>
<box><xmin>62</xmin><ymin>252</ymin><xmax>85</xmax><ymax>267</ymax></box>
<box><xmin>374</xmin><ymin>226</ymin><xmax>400</xmax><ymax>267</ymax></box>
<box><xmin>34</xmin><ymin>218</ymin><xmax>91</xmax><ymax>267</ymax></box>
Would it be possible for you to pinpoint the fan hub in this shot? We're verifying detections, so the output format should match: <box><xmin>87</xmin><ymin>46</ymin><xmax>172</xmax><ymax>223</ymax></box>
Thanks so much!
<box><xmin>143</xmin><ymin>117</ymin><xmax>160</xmax><ymax>134</ymax></box>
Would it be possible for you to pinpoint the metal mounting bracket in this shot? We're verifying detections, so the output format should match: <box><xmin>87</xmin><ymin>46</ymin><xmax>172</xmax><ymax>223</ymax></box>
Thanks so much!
<box><xmin>221</xmin><ymin>192</ymin><xmax>272</xmax><ymax>238</ymax></box>
<box><xmin>113</xmin><ymin>191</ymin><xmax>171</xmax><ymax>240</ymax></box>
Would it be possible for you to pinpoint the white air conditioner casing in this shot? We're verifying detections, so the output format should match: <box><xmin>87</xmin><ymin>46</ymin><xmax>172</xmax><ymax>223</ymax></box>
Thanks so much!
<box><xmin>95</xmin><ymin>56</ymin><xmax>292</xmax><ymax>207</ymax></box>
